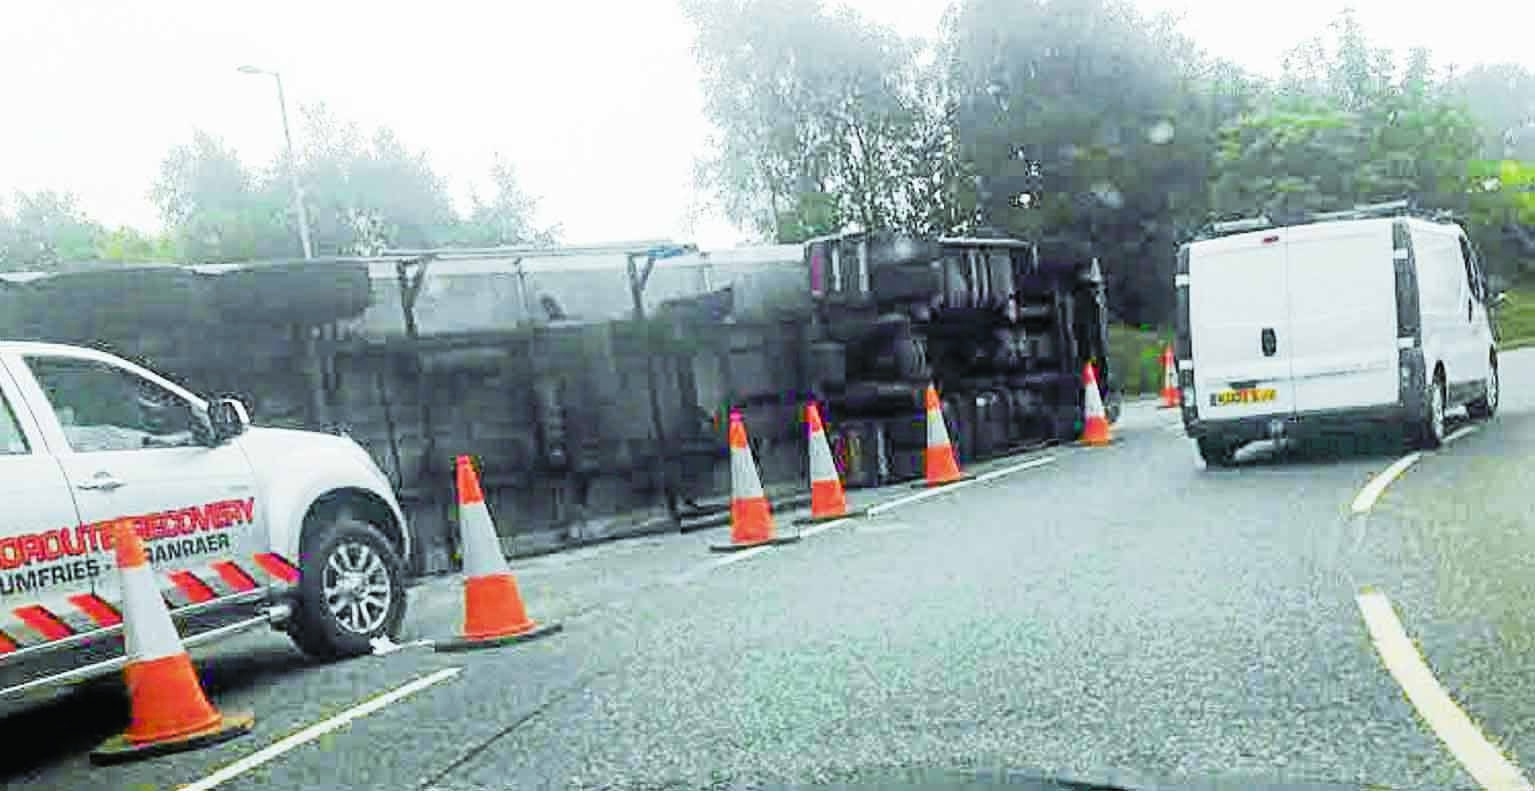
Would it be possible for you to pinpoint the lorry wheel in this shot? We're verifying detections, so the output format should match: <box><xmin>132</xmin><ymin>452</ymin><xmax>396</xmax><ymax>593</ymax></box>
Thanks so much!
<box><xmin>1467</xmin><ymin>354</ymin><xmax>1498</xmax><ymax>420</ymax></box>
<box><xmin>1197</xmin><ymin>436</ymin><xmax>1239</xmax><ymax>467</ymax></box>
<box><xmin>287</xmin><ymin>514</ymin><xmax>407</xmax><ymax>660</ymax></box>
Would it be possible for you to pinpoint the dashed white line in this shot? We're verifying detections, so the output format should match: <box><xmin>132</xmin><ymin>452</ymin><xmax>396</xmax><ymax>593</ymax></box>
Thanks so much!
<box><xmin>1351</xmin><ymin>452</ymin><xmax>1422</xmax><ymax>514</ymax></box>
<box><xmin>177</xmin><ymin>667</ymin><xmax>462</xmax><ymax>791</ymax></box>
<box><xmin>867</xmin><ymin>456</ymin><xmax>1055</xmax><ymax>516</ymax></box>
<box><xmin>709</xmin><ymin>545</ymin><xmax>773</xmax><ymax>568</ymax></box>
<box><xmin>1357</xmin><ymin>590</ymin><xmax>1533</xmax><ymax>791</ymax></box>
<box><xmin>797</xmin><ymin>515</ymin><xmax>852</xmax><ymax>540</ymax></box>
<box><xmin>707</xmin><ymin>455</ymin><xmax>1056</xmax><ymax>569</ymax></box>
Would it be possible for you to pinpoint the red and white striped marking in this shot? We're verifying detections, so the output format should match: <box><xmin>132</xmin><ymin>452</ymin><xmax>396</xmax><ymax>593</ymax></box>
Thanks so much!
<box><xmin>0</xmin><ymin>553</ymin><xmax>298</xmax><ymax>655</ymax></box>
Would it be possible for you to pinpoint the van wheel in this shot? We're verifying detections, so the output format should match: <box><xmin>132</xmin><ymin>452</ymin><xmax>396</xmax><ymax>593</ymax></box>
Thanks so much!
<box><xmin>1468</xmin><ymin>355</ymin><xmax>1498</xmax><ymax>420</ymax></box>
<box><xmin>287</xmin><ymin>513</ymin><xmax>406</xmax><ymax>660</ymax></box>
<box><xmin>1414</xmin><ymin>372</ymin><xmax>1447</xmax><ymax>449</ymax></box>
<box><xmin>1197</xmin><ymin>436</ymin><xmax>1238</xmax><ymax>467</ymax></box>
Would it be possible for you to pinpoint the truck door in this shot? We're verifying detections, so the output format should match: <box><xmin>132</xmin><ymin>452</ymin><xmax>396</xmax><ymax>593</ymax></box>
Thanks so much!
<box><xmin>8</xmin><ymin>352</ymin><xmax>265</xmax><ymax>611</ymax></box>
<box><xmin>1285</xmin><ymin>220</ymin><xmax>1400</xmax><ymax>413</ymax></box>
<box><xmin>0</xmin><ymin>363</ymin><xmax>88</xmax><ymax>660</ymax></box>
<box><xmin>1188</xmin><ymin>231</ymin><xmax>1295</xmax><ymax>421</ymax></box>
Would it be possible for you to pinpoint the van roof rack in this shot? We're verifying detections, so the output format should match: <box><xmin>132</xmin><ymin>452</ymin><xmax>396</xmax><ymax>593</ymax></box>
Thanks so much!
<box><xmin>1193</xmin><ymin>198</ymin><xmax>1451</xmax><ymax>241</ymax></box>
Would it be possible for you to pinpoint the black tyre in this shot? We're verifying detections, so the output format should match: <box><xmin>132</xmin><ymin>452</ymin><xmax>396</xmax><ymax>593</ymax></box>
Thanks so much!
<box><xmin>1468</xmin><ymin>354</ymin><xmax>1499</xmax><ymax>420</ymax></box>
<box><xmin>1412</xmin><ymin>371</ymin><xmax>1447</xmax><ymax>450</ymax></box>
<box><xmin>1197</xmin><ymin>436</ymin><xmax>1238</xmax><ymax>467</ymax></box>
<box><xmin>891</xmin><ymin>335</ymin><xmax>929</xmax><ymax>382</ymax></box>
<box><xmin>287</xmin><ymin>512</ymin><xmax>407</xmax><ymax>660</ymax></box>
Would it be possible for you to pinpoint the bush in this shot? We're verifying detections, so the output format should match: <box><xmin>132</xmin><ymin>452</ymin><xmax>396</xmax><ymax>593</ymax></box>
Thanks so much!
<box><xmin>1108</xmin><ymin>323</ymin><xmax>1171</xmax><ymax>396</ymax></box>
<box><xmin>1494</xmin><ymin>286</ymin><xmax>1535</xmax><ymax>346</ymax></box>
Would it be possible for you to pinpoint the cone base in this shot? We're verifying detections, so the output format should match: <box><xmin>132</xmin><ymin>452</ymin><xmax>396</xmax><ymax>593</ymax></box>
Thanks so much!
<box><xmin>909</xmin><ymin>472</ymin><xmax>976</xmax><ymax>489</ymax></box>
<box><xmin>90</xmin><ymin>711</ymin><xmax>254</xmax><ymax>766</ymax></box>
<box><xmin>434</xmin><ymin>621</ymin><xmax>564</xmax><ymax>653</ymax></box>
<box><xmin>793</xmin><ymin>507</ymin><xmax>868</xmax><ymax>525</ymax></box>
<box><xmin>709</xmin><ymin>534</ymin><xmax>801</xmax><ymax>552</ymax></box>
<box><xmin>1077</xmin><ymin>436</ymin><xmax>1115</xmax><ymax>447</ymax></box>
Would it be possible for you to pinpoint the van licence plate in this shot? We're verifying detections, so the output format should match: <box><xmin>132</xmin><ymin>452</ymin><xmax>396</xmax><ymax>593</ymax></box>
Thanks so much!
<box><xmin>1212</xmin><ymin>388</ymin><xmax>1277</xmax><ymax>406</ymax></box>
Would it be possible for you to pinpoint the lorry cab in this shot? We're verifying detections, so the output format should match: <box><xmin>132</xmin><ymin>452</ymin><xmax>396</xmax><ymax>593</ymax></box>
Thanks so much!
<box><xmin>1175</xmin><ymin>200</ymin><xmax>1499</xmax><ymax>466</ymax></box>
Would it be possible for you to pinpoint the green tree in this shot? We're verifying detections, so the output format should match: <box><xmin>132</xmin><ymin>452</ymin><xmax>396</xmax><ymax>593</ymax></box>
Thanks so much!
<box><xmin>95</xmin><ymin>226</ymin><xmax>179</xmax><ymax>262</ymax></box>
<box><xmin>685</xmin><ymin>0</ymin><xmax>933</xmax><ymax>243</ymax></box>
<box><xmin>152</xmin><ymin>107</ymin><xmax>558</xmax><ymax>260</ymax></box>
<box><xmin>0</xmin><ymin>190</ymin><xmax>106</xmax><ymax>271</ymax></box>
<box><xmin>1466</xmin><ymin>159</ymin><xmax>1535</xmax><ymax>279</ymax></box>
<box><xmin>152</xmin><ymin>130</ymin><xmax>293</xmax><ymax>262</ymax></box>
<box><xmin>1449</xmin><ymin>63</ymin><xmax>1535</xmax><ymax>160</ymax></box>
<box><xmin>290</xmin><ymin>104</ymin><xmax>458</xmax><ymax>255</ymax></box>
<box><xmin>1211</xmin><ymin>11</ymin><xmax>1482</xmax><ymax>219</ymax></box>
<box><xmin>452</xmin><ymin>157</ymin><xmax>562</xmax><ymax>247</ymax></box>
<box><xmin>942</xmin><ymin>0</ymin><xmax>1223</xmax><ymax>322</ymax></box>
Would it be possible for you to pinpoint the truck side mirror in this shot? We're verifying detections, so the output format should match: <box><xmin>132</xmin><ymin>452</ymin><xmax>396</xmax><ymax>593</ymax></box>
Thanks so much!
<box><xmin>208</xmin><ymin>398</ymin><xmax>251</xmax><ymax>443</ymax></box>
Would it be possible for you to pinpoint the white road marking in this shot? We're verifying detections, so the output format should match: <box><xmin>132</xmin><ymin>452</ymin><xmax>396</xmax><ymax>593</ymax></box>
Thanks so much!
<box><xmin>369</xmin><ymin>636</ymin><xmax>434</xmax><ymax>656</ymax></box>
<box><xmin>710</xmin><ymin>545</ymin><xmax>773</xmax><ymax>568</ymax></box>
<box><xmin>702</xmin><ymin>456</ymin><xmax>1055</xmax><ymax>572</ymax></box>
<box><xmin>1357</xmin><ymin>590</ymin><xmax>1533</xmax><ymax>791</ymax></box>
<box><xmin>1445</xmin><ymin>425</ymin><xmax>1480</xmax><ymax>445</ymax></box>
<box><xmin>798</xmin><ymin>516</ymin><xmax>852</xmax><ymax>539</ymax></box>
<box><xmin>1351</xmin><ymin>452</ymin><xmax>1422</xmax><ymax>514</ymax></box>
<box><xmin>177</xmin><ymin>667</ymin><xmax>462</xmax><ymax>791</ymax></box>
<box><xmin>867</xmin><ymin>456</ymin><xmax>1056</xmax><ymax>516</ymax></box>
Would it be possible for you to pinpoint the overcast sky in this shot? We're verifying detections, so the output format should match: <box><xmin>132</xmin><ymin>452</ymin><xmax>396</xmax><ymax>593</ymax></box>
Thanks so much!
<box><xmin>0</xmin><ymin>1</ymin><xmax>1530</xmax><ymax>249</ymax></box>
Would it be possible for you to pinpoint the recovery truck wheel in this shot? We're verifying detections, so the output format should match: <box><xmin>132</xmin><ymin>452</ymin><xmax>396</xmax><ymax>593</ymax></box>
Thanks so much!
<box><xmin>287</xmin><ymin>510</ymin><xmax>407</xmax><ymax>660</ymax></box>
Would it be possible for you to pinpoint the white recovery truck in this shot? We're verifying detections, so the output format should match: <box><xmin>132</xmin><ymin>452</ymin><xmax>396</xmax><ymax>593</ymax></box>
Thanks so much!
<box><xmin>0</xmin><ymin>341</ymin><xmax>410</xmax><ymax>705</ymax></box>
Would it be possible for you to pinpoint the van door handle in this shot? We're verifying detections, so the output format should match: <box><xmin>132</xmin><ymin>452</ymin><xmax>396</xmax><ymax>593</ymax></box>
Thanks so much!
<box><xmin>1261</xmin><ymin>328</ymin><xmax>1277</xmax><ymax>357</ymax></box>
<box><xmin>76</xmin><ymin>473</ymin><xmax>125</xmax><ymax>492</ymax></box>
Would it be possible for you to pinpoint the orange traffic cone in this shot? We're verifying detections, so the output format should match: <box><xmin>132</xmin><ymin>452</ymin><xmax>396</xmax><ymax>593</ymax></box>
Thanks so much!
<box><xmin>90</xmin><ymin>520</ymin><xmax>253</xmax><ymax>765</ymax></box>
<box><xmin>1159</xmin><ymin>345</ymin><xmax>1180</xmax><ymax>409</ymax></box>
<box><xmin>711</xmin><ymin>410</ymin><xmax>800</xmax><ymax>551</ymax></box>
<box><xmin>921</xmin><ymin>385</ymin><xmax>972</xmax><ymax>487</ymax></box>
<box><xmin>796</xmin><ymin>402</ymin><xmax>866</xmax><ymax>524</ymax></box>
<box><xmin>1080</xmin><ymin>363</ymin><xmax>1113</xmax><ymax>446</ymax></box>
<box><xmin>434</xmin><ymin>456</ymin><xmax>562</xmax><ymax>652</ymax></box>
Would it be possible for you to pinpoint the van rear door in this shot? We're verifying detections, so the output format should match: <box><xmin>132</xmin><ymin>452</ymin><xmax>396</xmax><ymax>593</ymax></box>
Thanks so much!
<box><xmin>1285</xmin><ymin>219</ymin><xmax>1399</xmax><ymax>414</ymax></box>
<box><xmin>1188</xmin><ymin>231</ymin><xmax>1295</xmax><ymax>421</ymax></box>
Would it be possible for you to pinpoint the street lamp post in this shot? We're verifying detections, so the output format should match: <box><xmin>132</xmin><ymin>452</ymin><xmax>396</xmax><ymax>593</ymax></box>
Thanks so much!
<box><xmin>238</xmin><ymin>65</ymin><xmax>314</xmax><ymax>259</ymax></box>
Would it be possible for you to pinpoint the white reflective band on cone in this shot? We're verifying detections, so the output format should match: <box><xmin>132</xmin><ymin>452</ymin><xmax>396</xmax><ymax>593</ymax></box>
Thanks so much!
<box><xmin>121</xmin><ymin>564</ymin><xmax>185</xmax><ymax>663</ymax></box>
<box><xmin>808</xmin><ymin>428</ymin><xmax>838</xmax><ymax>482</ymax></box>
<box><xmin>926</xmin><ymin>407</ymin><xmax>952</xmax><ymax>448</ymax></box>
<box><xmin>460</xmin><ymin>501</ymin><xmax>512</xmax><ymax>578</ymax></box>
<box><xmin>730</xmin><ymin>444</ymin><xmax>766</xmax><ymax>499</ymax></box>
<box><xmin>1084</xmin><ymin>381</ymin><xmax>1106</xmax><ymax>416</ymax></box>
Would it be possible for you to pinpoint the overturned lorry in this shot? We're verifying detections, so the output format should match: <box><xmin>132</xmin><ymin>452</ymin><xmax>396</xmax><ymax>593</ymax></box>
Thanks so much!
<box><xmin>0</xmin><ymin>230</ymin><xmax>1114</xmax><ymax>574</ymax></box>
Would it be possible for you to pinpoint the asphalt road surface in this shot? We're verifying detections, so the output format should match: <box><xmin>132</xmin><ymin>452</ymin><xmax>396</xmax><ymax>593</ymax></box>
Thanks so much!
<box><xmin>8</xmin><ymin>352</ymin><xmax>1535</xmax><ymax>790</ymax></box>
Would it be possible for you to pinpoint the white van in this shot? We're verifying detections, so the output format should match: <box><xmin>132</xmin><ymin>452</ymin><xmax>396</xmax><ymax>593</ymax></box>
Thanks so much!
<box><xmin>1174</xmin><ymin>202</ymin><xmax>1500</xmax><ymax>466</ymax></box>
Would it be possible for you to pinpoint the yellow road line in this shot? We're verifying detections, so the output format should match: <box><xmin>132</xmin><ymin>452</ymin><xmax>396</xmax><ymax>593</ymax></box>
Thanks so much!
<box><xmin>1351</xmin><ymin>452</ymin><xmax>1422</xmax><ymax>514</ymax></box>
